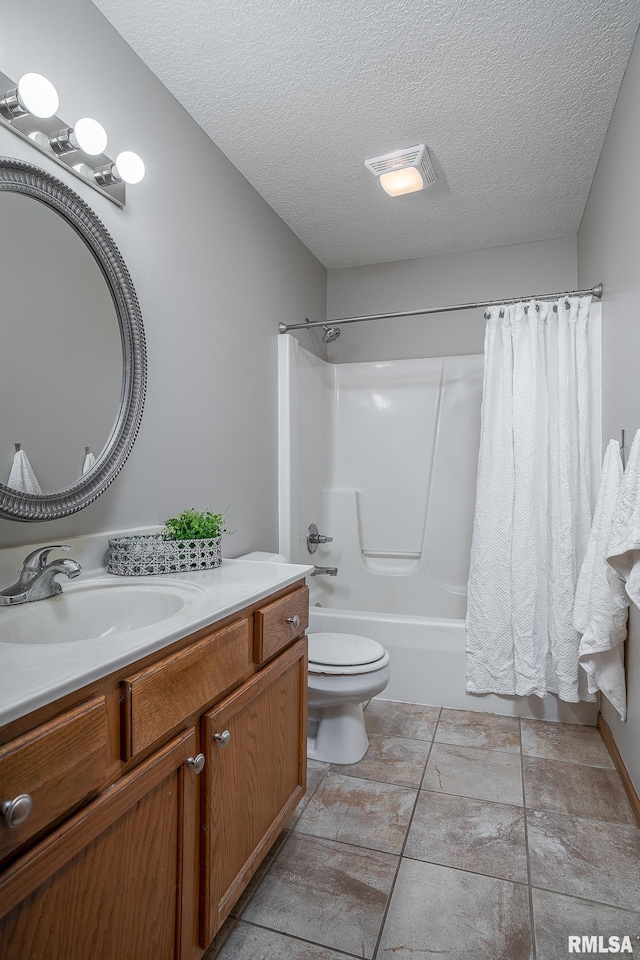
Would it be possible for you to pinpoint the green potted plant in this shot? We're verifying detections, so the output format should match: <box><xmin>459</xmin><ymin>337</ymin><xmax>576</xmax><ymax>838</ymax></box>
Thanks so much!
<box><xmin>162</xmin><ymin>508</ymin><xmax>232</xmax><ymax>543</ymax></box>
<box><xmin>108</xmin><ymin>508</ymin><xmax>233</xmax><ymax>576</ymax></box>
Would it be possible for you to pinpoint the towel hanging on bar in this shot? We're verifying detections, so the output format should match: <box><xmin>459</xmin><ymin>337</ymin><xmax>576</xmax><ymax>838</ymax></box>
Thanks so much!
<box><xmin>82</xmin><ymin>447</ymin><xmax>96</xmax><ymax>475</ymax></box>
<box><xmin>8</xmin><ymin>446</ymin><xmax>42</xmax><ymax>495</ymax></box>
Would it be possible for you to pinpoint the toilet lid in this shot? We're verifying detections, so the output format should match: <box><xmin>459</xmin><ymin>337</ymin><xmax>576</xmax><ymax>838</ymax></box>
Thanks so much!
<box><xmin>307</xmin><ymin>632</ymin><xmax>386</xmax><ymax>667</ymax></box>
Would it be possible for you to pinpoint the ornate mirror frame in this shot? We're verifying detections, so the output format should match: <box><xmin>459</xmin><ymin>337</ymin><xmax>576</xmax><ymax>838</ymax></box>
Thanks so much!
<box><xmin>0</xmin><ymin>157</ymin><xmax>146</xmax><ymax>521</ymax></box>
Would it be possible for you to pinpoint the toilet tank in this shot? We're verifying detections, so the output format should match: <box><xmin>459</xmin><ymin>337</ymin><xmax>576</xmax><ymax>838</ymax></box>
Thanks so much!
<box><xmin>236</xmin><ymin>551</ymin><xmax>289</xmax><ymax>563</ymax></box>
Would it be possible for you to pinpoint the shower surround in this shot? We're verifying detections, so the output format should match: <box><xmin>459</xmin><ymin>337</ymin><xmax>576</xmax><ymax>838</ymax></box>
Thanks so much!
<box><xmin>278</xmin><ymin>335</ymin><xmax>598</xmax><ymax>723</ymax></box>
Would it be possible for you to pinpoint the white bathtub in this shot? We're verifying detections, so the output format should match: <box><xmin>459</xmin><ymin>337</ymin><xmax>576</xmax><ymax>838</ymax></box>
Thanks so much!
<box><xmin>281</xmin><ymin>338</ymin><xmax>599</xmax><ymax>727</ymax></box>
<box><xmin>308</xmin><ymin>606</ymin><xmax>598</xmax><ymax>725</ymax></box>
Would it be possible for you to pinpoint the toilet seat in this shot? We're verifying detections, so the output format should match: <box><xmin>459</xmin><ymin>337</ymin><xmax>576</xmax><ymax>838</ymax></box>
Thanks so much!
<box><xmin>308</xmin><ymin>632</ymin><xmax>390</xmax><ymax>676</ymax></box>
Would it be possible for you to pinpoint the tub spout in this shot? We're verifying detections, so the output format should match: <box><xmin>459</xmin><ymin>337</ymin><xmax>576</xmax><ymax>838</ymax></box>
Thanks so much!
<box><xmin>311</xmin><ymin>565</ymin><xmax>338</xmax><ymax>577</ymax></box>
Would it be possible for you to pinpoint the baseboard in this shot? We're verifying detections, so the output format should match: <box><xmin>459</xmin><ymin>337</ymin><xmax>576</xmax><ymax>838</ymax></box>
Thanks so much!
<box><xmin>597</xmin><ymin>712</ymin><xmax>640</xmax><ymax>828</ymax></box>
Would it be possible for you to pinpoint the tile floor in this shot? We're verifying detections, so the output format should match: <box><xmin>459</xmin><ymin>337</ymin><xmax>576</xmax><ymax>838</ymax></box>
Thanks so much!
<box><xmin>210</xmin><ymin>702</ymin><xmax>640</xmax><ymax>960</ymax></box>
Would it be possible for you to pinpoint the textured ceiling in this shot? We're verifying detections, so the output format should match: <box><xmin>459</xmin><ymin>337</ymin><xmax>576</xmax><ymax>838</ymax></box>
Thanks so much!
<box><xmin>94</xmin><ymin>0</ymin><xmax>640</xmax><ymax>268</ymax></box>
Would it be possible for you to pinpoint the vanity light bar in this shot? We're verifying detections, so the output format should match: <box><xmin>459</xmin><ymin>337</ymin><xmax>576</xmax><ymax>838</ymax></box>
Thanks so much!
<box><xmin>0</xmin><ymin>70</ymin><xmax>144</xmax><ymax>206</ymax></box>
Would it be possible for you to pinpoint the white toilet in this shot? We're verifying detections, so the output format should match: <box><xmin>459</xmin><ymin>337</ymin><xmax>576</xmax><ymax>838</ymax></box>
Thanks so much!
<box><xmin>307</xmin><ymin>631</ymin><xmax>390</xmax><ymax>764</ymax></box>
<box><xmin>237</xmin><ymin>551</ymin><xmax>391</xmax><ymax>765</ymax></box>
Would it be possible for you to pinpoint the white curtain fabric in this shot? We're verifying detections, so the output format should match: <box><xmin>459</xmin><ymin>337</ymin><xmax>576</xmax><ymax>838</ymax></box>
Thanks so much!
<box><xmin>466</xmin><ymin>296</ymin><xmax>593</xmax><ymax>701</ymax></box>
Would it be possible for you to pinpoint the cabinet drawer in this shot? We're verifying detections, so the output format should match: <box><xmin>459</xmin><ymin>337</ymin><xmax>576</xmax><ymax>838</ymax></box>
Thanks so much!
<box><xmin>121</xmin><ymin>618</ymin><xmax>252</xmax><ymax>760</ymax></box>
<box><xmin>0</xmin><ymin>696</ymin><xmax>108</xmax><ymax>862</ymax></box>
<box><xmin>254</xmin><ymin>586</ymin><xmax>309</xmax><ymax>664</ymax></box>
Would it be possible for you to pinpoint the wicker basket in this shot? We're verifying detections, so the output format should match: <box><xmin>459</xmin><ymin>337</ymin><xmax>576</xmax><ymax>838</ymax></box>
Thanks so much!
<box><xmin>107</xmin><ymin>534</ymin><xmax>222</xmax><ymax>576</ymax></box>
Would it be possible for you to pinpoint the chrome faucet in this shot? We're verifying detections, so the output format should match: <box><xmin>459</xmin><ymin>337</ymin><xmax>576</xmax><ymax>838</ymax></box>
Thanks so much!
<box><xmin>0</xmin><ymin>545</ymin><xmax>82</xmax><ymax>606</ymax></box>
<box><xmin>311</xmin><ymin>565</ymin><xmax>338</xmax><ymax>577</ymax></box>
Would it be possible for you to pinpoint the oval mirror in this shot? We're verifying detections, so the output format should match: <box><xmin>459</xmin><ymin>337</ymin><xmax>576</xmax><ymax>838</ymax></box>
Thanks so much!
<box><xmin>0</xmin><ymin>157</ymin><xmax>146</xmax><ymax>521</ymax></box>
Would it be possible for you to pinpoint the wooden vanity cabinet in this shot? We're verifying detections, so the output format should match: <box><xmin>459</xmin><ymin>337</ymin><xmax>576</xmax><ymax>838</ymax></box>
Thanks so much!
<box><xmin>0</xmin><ymin>579</ymin><xmax>308</xmax><ymax>960</ymax></box>
<box><xmin>201</xmin><ymin>636</ymin><xmax>307</xmax><ymax>942</ymax></box>
<box><xmin>0</xmin><ymin>728</ymin><xmax>200</xmax><ymax>960</ymax></box>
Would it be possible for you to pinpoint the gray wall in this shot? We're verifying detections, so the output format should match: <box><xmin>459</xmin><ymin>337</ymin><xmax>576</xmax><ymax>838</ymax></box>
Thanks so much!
<box><xmin>326</xmin><ymin>237</ymin><xmax>577</xmax><ymax>362</ymax></box>
<box><xmin>578</xmin><ymin>29</ymin><xmax>640</xmax><ymax>792</ymax></box>
<box><xmin>0</xmin><ymin>0</ymin><xmax>326</xmax><ymax>553</ymax></box>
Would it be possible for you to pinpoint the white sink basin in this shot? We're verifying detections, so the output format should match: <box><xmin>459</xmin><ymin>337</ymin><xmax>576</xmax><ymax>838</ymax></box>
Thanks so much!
<box><xmin>0</xmin><ymin>577</ymin><xmax>209</xmax><ymax>645</ymax></box>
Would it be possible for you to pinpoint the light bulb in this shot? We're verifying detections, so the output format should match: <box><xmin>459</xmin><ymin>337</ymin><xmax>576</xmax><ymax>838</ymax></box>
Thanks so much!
<box><xmin>74</xmin><ymin>162</ymin><xmax>95</xmax><ymax>179</ymax></box>
<box><xmin>28</xmin><ymin>131</ymin><xmax>50</xmax><ymax>149</ymax></box>
<box><xmin>115</xmin><ymin>151</ymin><xmax>145</xmax><ymax>184</ymax></box>
<box><xmin>17</xmin><ymin>73</ymin><xmax>59</xmax><ymax>119</ymax></box>
<box><xmin>379</xmin><ymin>167</ymin><xmax>424</xmax><ymax>197</ymax></box>
<box><xmin>73</xmin><ymin>118</ymin><xmax>107</xmax><ymax>155</ymax></box>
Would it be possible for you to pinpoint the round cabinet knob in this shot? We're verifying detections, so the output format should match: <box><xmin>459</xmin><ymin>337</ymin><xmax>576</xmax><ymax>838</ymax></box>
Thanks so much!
<box><xmin>1</xmin><ymin>794</ymin><xmax>33</xmax><ymax>829</ymax></box>
<box><xmin>187</xmin><ymin>753</ymin><xmax>205</xmax><ymax>775</ymax></box>
<box><xmin>286</xmin><ymin>615</ymin><xmax>300</xmax><ymax>628</ymax></box>
<box><xmin>214</xmin><ymin>730</ymin><xmax>231</xmax><ymax>749</ymax></box>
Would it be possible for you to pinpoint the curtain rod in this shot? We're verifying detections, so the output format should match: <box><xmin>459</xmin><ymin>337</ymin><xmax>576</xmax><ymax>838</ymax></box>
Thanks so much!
<box><xmin>278</xmin><ymin>283</ymin><xmax>603</xmax><ymax>334</ymax></box>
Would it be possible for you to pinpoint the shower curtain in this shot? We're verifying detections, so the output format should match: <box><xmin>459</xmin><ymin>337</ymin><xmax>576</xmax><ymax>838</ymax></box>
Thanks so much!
<box><xmin>466</xmin><ymin>296</ymin><xmax>594</xmax><ymax>702</ymax></box>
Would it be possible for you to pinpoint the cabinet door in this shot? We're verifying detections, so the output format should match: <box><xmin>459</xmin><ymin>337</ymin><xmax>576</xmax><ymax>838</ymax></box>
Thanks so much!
<box><xmin>0</xmin><ymin>729</ymin><xmax>201</xmax><ymax>960</ymax></box>
<box><xmin>201</xmin><ymin>637</ymin><xmax>307</xmax><ymax>943</ymax></box>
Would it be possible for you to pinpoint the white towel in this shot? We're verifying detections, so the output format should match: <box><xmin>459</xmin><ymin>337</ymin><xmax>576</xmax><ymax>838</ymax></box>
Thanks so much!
<box><xmin>607</xmin><ymin>427</ymin><xmax>640</xmax><ymax>611</ymax></box>
<box><xmin>7</xmin><ymin>449</ymin><xmax>42</xmax><ymax>495</ymax></box>
<box><xmin>573</xmin><ymin>440</ymin><xmax>627</xmax><ymax>720</ymax></box>
<box><xmin>82</xmin><ymin>451</ymin><xmax>96</xmax><ymax>475</ymax></box>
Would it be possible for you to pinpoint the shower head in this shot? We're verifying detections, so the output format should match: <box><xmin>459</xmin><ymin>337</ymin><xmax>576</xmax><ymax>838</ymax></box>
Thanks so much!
<box><xmin>322</xmin><ymin>324</ymin><xmax>341</xmax><ymax>344</ymax></box>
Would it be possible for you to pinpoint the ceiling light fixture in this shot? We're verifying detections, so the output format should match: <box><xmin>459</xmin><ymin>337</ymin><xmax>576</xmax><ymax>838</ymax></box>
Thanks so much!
<box><xmin>364</xmin><ymin>144</ymin><xmax>436</xmax><ymax>197</ymax></box>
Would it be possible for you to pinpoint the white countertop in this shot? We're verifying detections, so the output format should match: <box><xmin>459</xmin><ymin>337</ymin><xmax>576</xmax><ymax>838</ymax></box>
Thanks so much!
<box><xmin>0</xmin><ymin>559</ymin><xmax>313</xmax><ymax>728</ymax></box>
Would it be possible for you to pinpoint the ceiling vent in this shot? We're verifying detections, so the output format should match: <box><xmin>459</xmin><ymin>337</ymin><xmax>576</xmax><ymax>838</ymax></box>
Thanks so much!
<box><xmin>364</xmin><ymin>144</ymin><xmax>436</xmax><ymax>197</ymax></box>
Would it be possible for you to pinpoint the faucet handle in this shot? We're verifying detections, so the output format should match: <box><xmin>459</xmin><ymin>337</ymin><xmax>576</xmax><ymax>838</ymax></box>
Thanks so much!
<box><xmin>306</xmin><ymin>523</ymin><xmax>334</xmax><ymax>553</ymax></box>
<box><xmin>22</xmin><ymin>545</ymin><xmax>70</xmax><ymax>573</ymax></box>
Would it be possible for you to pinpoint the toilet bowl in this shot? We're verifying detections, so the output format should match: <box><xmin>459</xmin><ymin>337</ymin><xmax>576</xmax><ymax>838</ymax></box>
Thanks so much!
<box><xmin>236</xmin><ymin>552</ymin><xmax>390</xmax><ymax>765</ymax></box>
<box><xmin>307</xmin><ymin>632</ymin><xmax>390</xmax><ymax>764</ymax></box>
